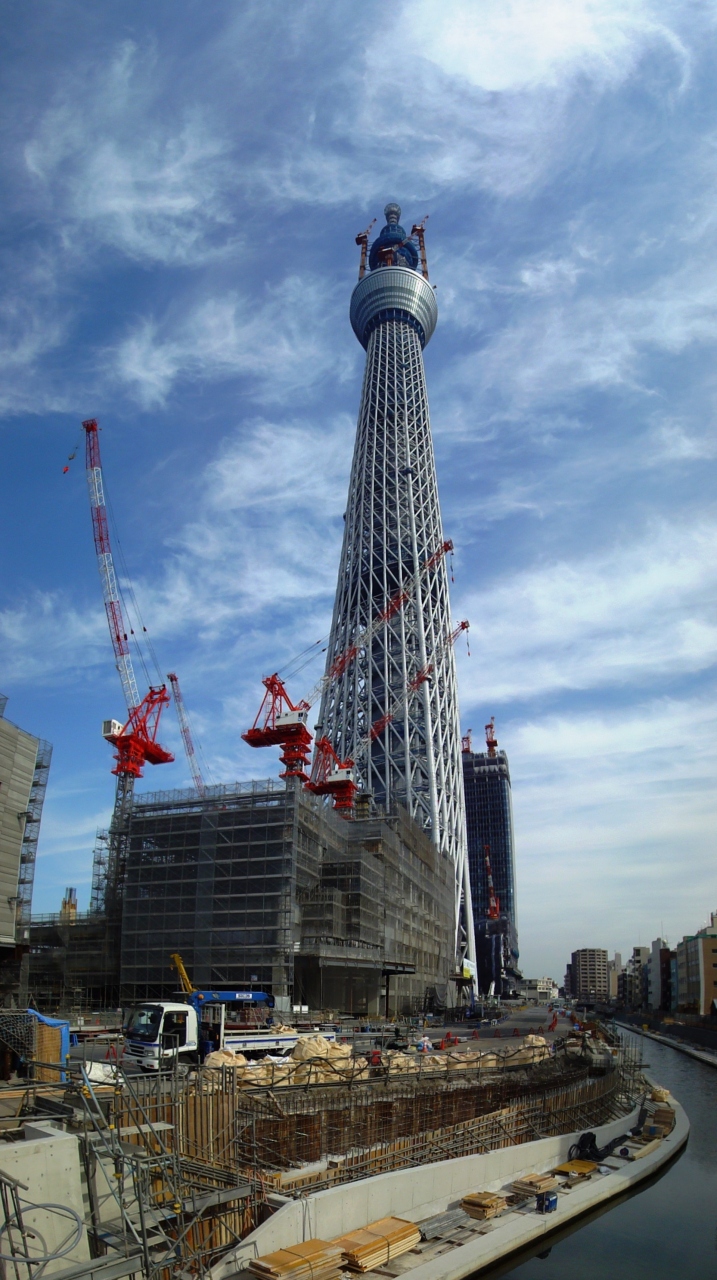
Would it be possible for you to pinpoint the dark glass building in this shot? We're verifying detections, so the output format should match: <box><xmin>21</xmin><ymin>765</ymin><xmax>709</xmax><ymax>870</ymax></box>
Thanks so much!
<box><xmin>461</xmin><ymin>725</ymin><xmax>519</xmax><ymax>996</ymax></box>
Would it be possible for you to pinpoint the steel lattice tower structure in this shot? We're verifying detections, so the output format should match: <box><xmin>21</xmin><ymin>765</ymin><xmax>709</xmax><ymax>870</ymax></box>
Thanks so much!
<box><xmin>317</xmin><ymin>204</ymin><xmax>477</xmax><ymax>976</ymax></box>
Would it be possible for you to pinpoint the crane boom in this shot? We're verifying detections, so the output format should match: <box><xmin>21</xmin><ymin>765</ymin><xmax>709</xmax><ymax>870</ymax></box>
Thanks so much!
<box><xmin>483</xmin><ymin>844</ymin><xmax>501</xmax><ymax>919</ymax></box>
<box><xmin>303</xmin><ymin>540</ymin><xmax>453</xmax><ymax>710</ymax></box>
<box><xmin>167</xmin><ymin>673</ymin><xmax>205</xmax><ymax>797</ymax></box>
<box><xmin>170</xmin><ymin>951</ymin><xmax>195</xmax><ymax>994</ymax></box>
<box><xmin>306</xmin><ymin>620</ymin><xmax>469</xmax><ymax>809</ymax></box>
<box><xmin>84</xmin><ymin>419</ymin><xmax>141</xmax><ymax>714</ymax></box>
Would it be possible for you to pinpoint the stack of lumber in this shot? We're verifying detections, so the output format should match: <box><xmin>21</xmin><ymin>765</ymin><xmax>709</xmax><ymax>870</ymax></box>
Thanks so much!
<box><xmin>511</xmin><ymin>1171</ymin><xmax>559</xmax><ymax>1196</ymax></box>
<box><xmin>333</xmin><ymin>1217</ymin><xmax>421</xmax><ymax>1271</ymax></box>
<box><xmin>249</xmin><ymin>1240</ymin><xmax>343</xmax><ymax>1280</ymax></box>
<box><xmin>651</xmin><ymin>1105</ymin><xmax>675</xmax><ymax>1132</ymax></box>
<box><xmin>553</xmin><ymin>1159</ymin><xmax>597</xmax><ymax>1178</ymax></box>
<box><xmin>460</xmin><ymin>1191</ymin><xmax>508</xmax><ymax>1220</ymax></box>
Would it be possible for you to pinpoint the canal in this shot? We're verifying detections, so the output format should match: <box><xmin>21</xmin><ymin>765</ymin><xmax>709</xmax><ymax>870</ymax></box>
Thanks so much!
<box><xmin>486</xmin><ymin>1031</ymin><xmax>717</xmax><ymax>1278</ymax></box>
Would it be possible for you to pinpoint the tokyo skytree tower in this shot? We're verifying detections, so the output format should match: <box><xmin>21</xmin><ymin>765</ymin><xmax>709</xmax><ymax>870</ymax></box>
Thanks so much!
<box><xmin>317</xmin><ymin>204</ymin><xmax>477</xmax><ymax>974</ymax></box>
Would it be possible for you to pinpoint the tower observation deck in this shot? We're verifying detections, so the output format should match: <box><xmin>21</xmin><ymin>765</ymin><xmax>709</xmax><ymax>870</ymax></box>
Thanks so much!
<box><xmin>317</xmin><ymin>205</ymin><xmax>477</xmax><ymax>979</ymax></box>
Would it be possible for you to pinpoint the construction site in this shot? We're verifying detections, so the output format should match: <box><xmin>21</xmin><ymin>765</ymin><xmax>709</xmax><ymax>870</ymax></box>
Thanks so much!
<box><xmin>0</xmin><ymin>209</ymin><xmax>609</xmax><ymax>1280</ymax></box>
<box><xmin>0</xmin><ymin>1009</ymin><xmax>646</xmax><ymax>1280</ymax></box>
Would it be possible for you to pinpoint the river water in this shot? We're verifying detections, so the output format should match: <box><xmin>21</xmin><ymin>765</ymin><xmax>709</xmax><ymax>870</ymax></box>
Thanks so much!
<box><xmin>485</xmin><ymin>1032</ymin><xmax>717</xmax><ymax>1279</ymax></box>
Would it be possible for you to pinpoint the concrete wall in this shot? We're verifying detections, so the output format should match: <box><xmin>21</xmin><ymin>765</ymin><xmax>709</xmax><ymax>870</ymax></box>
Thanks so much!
<box><xmin>0</xmin><ymin>1122</ymin><xmax>90</xmax><ymax>1276</ymax></box>
<box><xmin>212</xmin><ymin>1105</ymin><xmax>640</xmax><ymax>1278</ymax></box>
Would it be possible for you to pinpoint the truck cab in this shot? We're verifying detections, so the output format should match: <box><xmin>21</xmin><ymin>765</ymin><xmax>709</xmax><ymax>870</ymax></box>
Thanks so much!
<box><xmin>123</xmin><ymin>1001</ymin><xmax>199</xmax><ymax>1070</ymax></box>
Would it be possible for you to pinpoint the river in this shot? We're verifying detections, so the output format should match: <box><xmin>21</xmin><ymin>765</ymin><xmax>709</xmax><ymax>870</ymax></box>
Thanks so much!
<box><xmin>484</xmin><ymin>1030</ymin><xmax>716</xmax><ymax>1279</ymax></box>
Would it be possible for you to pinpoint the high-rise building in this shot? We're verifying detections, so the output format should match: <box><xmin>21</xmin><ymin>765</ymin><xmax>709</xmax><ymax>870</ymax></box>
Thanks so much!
<box><xmin>317</xmin><ymin>204</ymin><xmax>475</xmax><ymax>975</ymax></box>
<box><xmin>0</xmin><ymin>693</ymin><xmax>52</xmax><ymax>1002</ymax></box>
<box><xmin>569</xmin><ymin>948</ymin><xmax>608</xmax><ymax>1003</ymax></box>
<box><xmin>461</xmin><ymin>726</ymin><xmax>519</xmax><ymax>995</ymax></box>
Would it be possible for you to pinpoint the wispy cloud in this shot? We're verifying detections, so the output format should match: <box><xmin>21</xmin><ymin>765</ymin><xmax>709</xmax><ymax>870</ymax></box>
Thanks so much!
<box><xmin>507</xmin><ymin>694</ymin><xmax>717</xmax><ymax>973</ymax></box>
<box><xmin>456</xmin><ymin>518</ymin><xmax>717</xmax><ymax>703</ymax></box>
<box><xmin>25</xmin><ymin>40</ymin><xmax>236</xmax><ymax>266</ymax></box>
<box><xmin>111</xmin><ymin>277</ymin><xmax>355</xmax><ymax>407</ymax></box>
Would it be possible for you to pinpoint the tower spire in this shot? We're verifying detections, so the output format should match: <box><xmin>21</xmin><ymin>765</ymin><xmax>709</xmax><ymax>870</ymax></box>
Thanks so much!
<box><xmin>317</xmin><ymin>207</ymin><xmax>477</xmax><ymax>983</ymax></box>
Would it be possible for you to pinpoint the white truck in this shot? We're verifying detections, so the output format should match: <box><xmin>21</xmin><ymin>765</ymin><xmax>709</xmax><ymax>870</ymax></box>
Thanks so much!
<box><xmin>122</xmin><ymin>988</ymin><xmax>335</xmax><ymax>1071</ymax></box>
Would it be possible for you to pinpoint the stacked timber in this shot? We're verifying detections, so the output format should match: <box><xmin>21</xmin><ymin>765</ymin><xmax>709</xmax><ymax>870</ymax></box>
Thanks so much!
<box><xmin>333</xmin><ymin>1217</ymin><xmax>421</xmax><ymax>1271</ymax></box>
<box><xmin>511</xmin><ymin>1171</ymin><xmax>559</xmax><ymax>1196</ymax></box>
<box><xmin>249</xmin><ymin>1240</ymin><xmax>343</xmax><ymax>1280</ymax></box>
<box><xmin>460</xmin><ymin>1191</ymin><xmax>508</xmax><ymax>1220</ymax></box>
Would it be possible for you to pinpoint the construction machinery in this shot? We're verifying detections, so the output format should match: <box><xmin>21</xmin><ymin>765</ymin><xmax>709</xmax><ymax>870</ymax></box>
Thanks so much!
<box><xmin>82</xmin><ymin>418</ymin><xmax>174</xmax><ymax>908</ymax></box>
<box><xmin>243</xmin><ymin>541</ymin><xmax>453</xmax><ymax>784</ymax></box>
<box><xmin>411</xmin><ymin>216</ymin><xmax>430</xmax><ymax>280</ymax></box>
<box><xmin>305</xmin><ymin>620</ymin><xmax>470</xmax><ymax>814</ymax></box>
<box><xmin>485</xmin><ymin>717</ymin><xmax>498</xmax><ymax>756</ymax></box>
<box><xmin>241</xmin><ymin>674</ymin><xmax>312</xmax><ymax>779</ymax></box>
<box><xmin>483</xmin><ymin>845</ymin><xmax>501</xmax><ymax>920</ymax></box>
<box><xmin>355</xmin><ymin>217</ymin><xmax>377</xmax><ymax>280</ymax></box>
<box><xmin>122</xmin><ymin>953</ymin><xmax>338</xmax><ymax>1069</ymax></box>
<box><xmin>167</xmin><ymin>671</ymin><xmax>206</xmax><ymax>796</ymax></box>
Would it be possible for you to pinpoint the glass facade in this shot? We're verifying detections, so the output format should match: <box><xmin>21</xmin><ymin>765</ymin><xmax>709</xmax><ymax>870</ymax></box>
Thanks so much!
<box><xmin>461</xmin><ymin>747</ymin><xmax>519</xmax><ymax>995</ymax></box>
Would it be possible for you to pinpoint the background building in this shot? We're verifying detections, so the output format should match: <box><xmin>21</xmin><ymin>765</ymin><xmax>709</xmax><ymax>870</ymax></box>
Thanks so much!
<box><xmin>567</xmin><ymin>948</ymin><xmax>608</xmax><ymax>1003</ymax></box>
<box><xmin>462</xmin><ymin>725</ymin><xmax>519</xmax><ymax>996</ymax></box>
<box><xmin>0</xmin><ymin>693</ymin><xmax>51</xmax><ymax>1004</ymax></box>
<box><xmin>516</xmin><ymin>977</ymin><xmax>557</xmax><ymax>1003</ymax></box>
<box><xmin>616</xmin><ymin>946</ymin><xmax>649</xmax><ymax>1007</ymax></box>
<box><xmin>674</xmin><ymin>913</ymin><xmax>717</xmax><ymax>1014</ymax></box>
<box><xmin>646</xmin><ymin>937</ymin><xmax>673</xmax><ymax>1011</ymax></box>
<box><xmin>607</xmin><ymin>952</ymin><xmax>623</xmax><ymax>1000</ymax></box>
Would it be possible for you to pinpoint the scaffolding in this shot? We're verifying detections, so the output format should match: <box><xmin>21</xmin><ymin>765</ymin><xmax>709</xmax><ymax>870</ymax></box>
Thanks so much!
<box><xmin>0</xmin><ymin>1035</ymin><xmax>644</xmax><ymax>1279</ymax></box>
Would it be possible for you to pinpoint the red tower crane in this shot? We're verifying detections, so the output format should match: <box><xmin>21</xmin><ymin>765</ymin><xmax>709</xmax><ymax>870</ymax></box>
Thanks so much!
<box><xmin>243</xmin><ymin>541</ymin><xmax>453</xmax><ymax>782</ymax></box>
<box><xmin>485</xmin><ymin>717</ymin><xmax>498</xmax><ymax>757</ymax></box>
<box><xmin>355</xmin><ymin>218</ymin><xmax>377</xmax><ymax>280</ymax></box>
<box><xmin>302</xmin><ymin>540</ymin><xmax>453</xmax><ymax>709</ymax></box>
<box><xmin>306</xmin><ymin>620</ymin><xmax>470</xmax><ymax>814</ymax></box>
<box><xmin>241</xmin><ymin>675</ymin><xmax>312</xmax><ymax>780</ymax></box>
<box><xmin>483</xmin><ymin>844</ymin><xmax>501</xmax><ymax>920</ymax></box>
<box><xmin>82</xmin><ymin>418</ymin><xmax>173</xmax><ymax>904</ymax></box>
<box><xmin>410</xmin><ymin>216</ymin><xmax>430</xmax><ymax>280</ymax></box>
<box><xmin>167</xmin><ymin>672</ymin><xmax>205</xmax><ymax>797</ymax></box>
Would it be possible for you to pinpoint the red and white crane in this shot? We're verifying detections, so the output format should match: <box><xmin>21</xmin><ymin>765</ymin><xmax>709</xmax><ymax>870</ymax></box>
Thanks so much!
<box><xmin>242</xmin><ymin>541</ymin><xmax>453</xmax><ymax>782</ymax></box>
<box><xmin>83</xmin><ymin>418</ymin><xmax>174</xmax><ymax>784</ymax></box>
<box><xmin>167</xmin><ymin>672</ymin><xmax>205</xmax><ymax>797</ymax></box>
<box><xmin>306</xmin><ymin>620</ymin><xmax>470</xmax><ymax>813</ymax></box>
<box><xmin>241</xmin><ymin>674</ymin><xmax>312</xmax><ymax>780</ymax></box>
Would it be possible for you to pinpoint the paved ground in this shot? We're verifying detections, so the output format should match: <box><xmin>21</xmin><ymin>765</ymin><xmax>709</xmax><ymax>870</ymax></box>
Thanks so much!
<box><xmin>435</xmin><ymin>1004</ymin><xmax>573</xmax><ymax>1049</ymax></box>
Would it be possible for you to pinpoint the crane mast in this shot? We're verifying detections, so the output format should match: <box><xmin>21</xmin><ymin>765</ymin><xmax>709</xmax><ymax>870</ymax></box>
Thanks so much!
<box><xmin>82</xmin><ymin>418</ymin><xmax>173</xmax><ymax>912</ymax></box>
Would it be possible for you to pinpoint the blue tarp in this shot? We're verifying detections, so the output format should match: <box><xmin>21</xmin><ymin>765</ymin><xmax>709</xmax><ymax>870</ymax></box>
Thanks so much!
<box><xmin>26</xmin><ymin>1009</ymin><xmax>70</xmax><ymax>1079</ymax></box>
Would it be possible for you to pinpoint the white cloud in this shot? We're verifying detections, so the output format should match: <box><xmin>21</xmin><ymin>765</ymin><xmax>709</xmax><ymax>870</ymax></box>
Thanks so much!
<box><xmin>456</xmin><ymin>518</ymin><xmax>717</xmax><ymax>703</ymax></box>
<box><xmin>112</xmin><ymin>276</ymin><xmax>355</xmax><ymax>407</ymax></box>
<box><xmin>0</xmin><ymin>416</ymin><xmax>352</xmax><ymax>694</ymax></box>
<box><xmin>504</xmin><ymin>695</ymin><xmax>717</xmax><ymax>976</ymax></box>
<box><xmin>25</xmin><ymin>41</ymin><xmax>235</xmax><ymax>266</ymax></box>
<box><xmin>0</xmin><ymin>592</ymin><xmax>107</xmax><ymax>685</ymax></box>
<box><xmin>405</xmin><ymin>0</ymin><xmax>689</xmax><ymax>93</ymax></box>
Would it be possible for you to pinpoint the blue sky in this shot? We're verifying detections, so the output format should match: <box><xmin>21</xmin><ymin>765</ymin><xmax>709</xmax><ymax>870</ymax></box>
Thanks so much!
<box><xmin>2</xmin><ymin>0</ymin><xmax>716</xmax><ymax>982</ymax></box>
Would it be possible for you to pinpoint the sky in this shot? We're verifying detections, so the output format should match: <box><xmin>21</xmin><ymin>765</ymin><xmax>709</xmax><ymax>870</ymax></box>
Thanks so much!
<box><xmin>1</xmin><ymin>0</ymin><xmax>716</xmax><ymax>983</ymax></box>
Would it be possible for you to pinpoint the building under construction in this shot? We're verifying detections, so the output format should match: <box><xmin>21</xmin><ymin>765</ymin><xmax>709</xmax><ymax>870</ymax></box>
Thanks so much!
<box><xmin>462</xmin><ymin>723</ymin><xmax>519</xmax><ymax>997</ymax></box>
<box><xmin>0</xmin><ymin>693</ymin><xmax>51</xmax><ymax>1005</ymax></box>
<box><xmin>29</xmin><ymin>779</ymin><xmax>455</xmax><ymax>1016</ymax></box>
